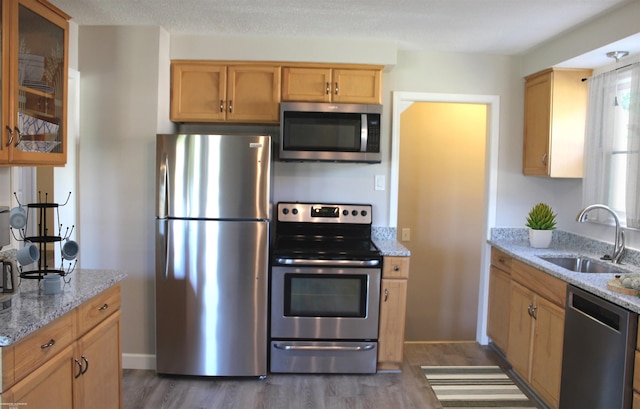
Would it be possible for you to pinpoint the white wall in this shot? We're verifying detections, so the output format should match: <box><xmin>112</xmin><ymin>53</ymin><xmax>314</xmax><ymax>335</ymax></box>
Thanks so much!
<box><xmin>77</xmin><ymin>26</ymin><xmax>171</xmax><ymax>366</ymax></box>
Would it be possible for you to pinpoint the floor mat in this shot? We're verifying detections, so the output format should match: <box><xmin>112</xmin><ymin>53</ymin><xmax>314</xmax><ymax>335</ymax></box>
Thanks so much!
<box><xmin>421</xmin><ymin>365</ymin><xmax>537</xmax><ymax>408</ymax></box>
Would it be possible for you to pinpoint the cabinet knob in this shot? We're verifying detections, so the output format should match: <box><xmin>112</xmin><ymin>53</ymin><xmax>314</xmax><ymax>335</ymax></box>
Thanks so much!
<box><xmin>393</xmin><ymin>265</ymin><xmax>400</xmax><ymax>272</ymax></box>
<box><xmin>219</xmin><ymin>100</ymin><xmax>224</xmax><ymax>112</ymax></box>
<box><xmin>228</xmin><ymin>100</ymin><xmax>233</xmax><ymax>113</ymax></box>
<box><xmin>40</xmin><ymin>339</ymin><xmax>56</xmax><ymax>349</ymax></box>
<box><xmin>325</xmin><ymin>82</ymin><xmax>330</xmax><ymax>95</ymax></box>
<box><xmin>13</xmin><ymin>127</ymin><xmax>22</xmax><ymax>147</ymax></box>
<box><xmin>384</xmin><ymin>288</ymin><xmax>389</xmax><ymax>302</ymax></box>
<box><xmin>74</xmin><ymin>359</ymin><xmax>83</xmax><ymax>378</ymax></box>
<box><xmin>81</xmin><ymin>355</ymin><xmax>90</xmax><ymax>375</ymax></box>
<box><xmin>98</xmin><ymin>303</ymin><xmax>109</xmax><ymax>311</ymax></box>
<box><xmin>334</xmin><ymin>82</ymin><xmax>339</xmax><ymax>95</ymax></box>
<box><xmin>541</xmin><ymin>153</ymin><xmax>548</xmax><ymax>166</ymax></box>
<box><xmin>5</xmin><ymin>126</ymin><xmax>14</xmax><ymax>147</ymax></box>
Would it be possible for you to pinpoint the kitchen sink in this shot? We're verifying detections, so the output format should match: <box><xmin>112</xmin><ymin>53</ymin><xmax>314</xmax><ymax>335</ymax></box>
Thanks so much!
<box><xmin>539</xmin><ymin>256</ymin><xmax>623</xmax><ymax>274</ymax></box>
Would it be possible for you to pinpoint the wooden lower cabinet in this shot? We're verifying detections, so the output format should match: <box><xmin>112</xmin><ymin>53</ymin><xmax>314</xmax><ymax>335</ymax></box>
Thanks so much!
<box><xmin>506</xmin><ymin>261</ymin><xmax>566</xmax><ymax>409</ymax></box>
<box><xmin>74</xmin><ymin>311</ymin><xmax>122</xmax><ymax>409</ymax></box>
<box><xmin>377</xmin><ymin>256</ymin><xmax>410</xmax><ymax>371</ymax></box>
<box><xmin>3</xmin><ymin>345</ymin><xmax>75</xmax><ymax>408</ymax></box>
<box><xmin>487</xmin><ymin>265</ymin><xmax>510</xmax><ymax>352</ymax></box>
<box><xmin>1</xmin><ymin>284</ymin><xmax>122</xmax><ymax>409</ymax></box>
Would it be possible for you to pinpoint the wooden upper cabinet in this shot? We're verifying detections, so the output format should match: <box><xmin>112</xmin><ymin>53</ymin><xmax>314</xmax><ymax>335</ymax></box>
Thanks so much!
<box><xmin>332</xmin><ymin>68</ymin><xmax>381</xmax><ymax>104</ymax></box>
<box><xmin>523</xmin><ymin>68</ymin><xmax>592</xmax><ymax>177</ymax></box>
<box><xmin>281</xmin><ymin>67</ymin><xmax>332</xmax><ymax>102</ymax></box>
<box><xmin>170</xmin><ymin>62</ymin><xmax>226</xmax><ymax>122</ymax></box>
<box><xmin>282</xmin><ymin>65</ymin><xmax>382</xmax><ymax>104</ymax></box>
<box><xmin>0</xmin><ymin>0</ymin><xmax>69</xmax><ymax>166</ymax></box>
<box><xmin>226</xmin><ymin>65</ymin><xmax>281</xmax><ymax>122</ymax></box>
<box><xmin>170</xmin><ymin>61</ymin><xmax>280</xmax><ymax>123</ymax></box>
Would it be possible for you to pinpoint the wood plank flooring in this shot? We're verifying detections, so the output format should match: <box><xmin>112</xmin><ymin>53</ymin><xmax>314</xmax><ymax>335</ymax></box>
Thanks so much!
<box><xmin>122</xmin><ymin>342</ymin><xmax>519</xmax><ymax>409</ymax></box>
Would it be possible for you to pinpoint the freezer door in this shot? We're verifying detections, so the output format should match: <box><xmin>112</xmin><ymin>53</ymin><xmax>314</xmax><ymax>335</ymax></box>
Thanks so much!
<box><xmin>155</xmin><ymin>219</ymin><xmax>269</xmax><ymax>376</ymax></box>
<box><xmin>157</xmin><ymin>134</ymin><xmax>271</xmax><ymax>219</ymax></box>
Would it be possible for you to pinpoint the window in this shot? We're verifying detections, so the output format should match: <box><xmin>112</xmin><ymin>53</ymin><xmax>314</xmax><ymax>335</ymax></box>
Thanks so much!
<box><xmin>583</xmin><ymin>63</ymin><xmax>640</xmax><ymax>229</ymax></box>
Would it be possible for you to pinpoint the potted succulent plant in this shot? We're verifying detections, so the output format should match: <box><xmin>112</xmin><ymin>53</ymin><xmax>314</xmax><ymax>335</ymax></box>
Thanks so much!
<box><xmin>525</xmin><ymin>203</ymin><xmax>557</xmax><ymax>248</ymax></box>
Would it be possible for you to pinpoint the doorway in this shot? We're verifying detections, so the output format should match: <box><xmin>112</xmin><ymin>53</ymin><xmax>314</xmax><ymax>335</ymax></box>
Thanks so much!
<box><xmin>390</xmin><ymin>92</ymin><xmax>500</xmax><ymax>343</ymax></box>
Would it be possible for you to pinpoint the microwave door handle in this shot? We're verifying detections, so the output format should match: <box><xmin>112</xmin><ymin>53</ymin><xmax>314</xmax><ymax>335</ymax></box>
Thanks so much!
<box><xmin>360</xmin><ymin>114</ymin><xmax>367</xmax><ymax>152</ymax></box>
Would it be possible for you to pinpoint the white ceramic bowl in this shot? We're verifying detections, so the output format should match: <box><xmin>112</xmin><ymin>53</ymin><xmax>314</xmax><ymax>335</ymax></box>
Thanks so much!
<box><xmin>18</xmin><ymin>54</ymin><xmax>45</xmax><ymax>84</ymax></box>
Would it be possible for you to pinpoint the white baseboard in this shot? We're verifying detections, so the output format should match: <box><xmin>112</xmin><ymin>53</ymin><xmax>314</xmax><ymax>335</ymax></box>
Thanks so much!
<box><xmin>123</xmin><ymin>353</ymin><xmax>156</xmax><ymax>370</ymax></box>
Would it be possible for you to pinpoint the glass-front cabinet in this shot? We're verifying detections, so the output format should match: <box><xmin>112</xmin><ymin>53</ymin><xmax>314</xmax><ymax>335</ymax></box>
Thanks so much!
<box><xmin>0</xmin><ymin>0</ymin><xmax>69</xmax><ymax>166</ymax></box>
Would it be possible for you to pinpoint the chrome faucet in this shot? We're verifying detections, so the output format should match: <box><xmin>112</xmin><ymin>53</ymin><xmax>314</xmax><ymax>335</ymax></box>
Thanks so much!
<box><xmin>576</xmin><ymin>204</ymin><xmax>625</xmax><ymax>264</ymax></box>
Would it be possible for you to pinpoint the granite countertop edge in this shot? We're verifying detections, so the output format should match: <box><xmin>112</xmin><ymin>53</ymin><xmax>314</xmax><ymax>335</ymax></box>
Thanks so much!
<box><xmin>373</xmin><ymin>239</ymin><xmax>411</xmax><ymax>257</ymax></box>
<box><xmin>0</xmin><ymin>269</ymin><xmax>127</xmax><ymax>347</ymax></box>
<box><xmin>489</xmin><ymin>233</ymin><xmax>640</xmax><ymax>314</ymax></box>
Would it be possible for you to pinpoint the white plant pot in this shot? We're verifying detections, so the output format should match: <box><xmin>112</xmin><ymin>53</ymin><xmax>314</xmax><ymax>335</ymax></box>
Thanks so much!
<box><xmin>529</xmin><ymin>229</ymin><xmax>553</xmax><ymax>248</ymax></box>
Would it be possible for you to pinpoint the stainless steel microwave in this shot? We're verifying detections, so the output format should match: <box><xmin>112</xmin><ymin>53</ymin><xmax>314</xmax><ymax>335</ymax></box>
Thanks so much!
<box><xmin>279</xmin><ymin>102</ymin><xmax>382</xmax><ymax>163</ymax></box>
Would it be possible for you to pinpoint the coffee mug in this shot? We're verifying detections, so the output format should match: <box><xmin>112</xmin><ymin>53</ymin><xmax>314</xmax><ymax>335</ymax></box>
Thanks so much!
<box><xmin>16</xmin><ymin>242</ymin><xmax>40</xmax><ymax>266</ymax></box>
<box><xmin>9</xmin><ymin>206</ymin><xmax>26</xmax><ymax>229</ymax></box>
<box><xmin>43</xmin><ymin>274</ymin><xmax>61</xmax><ymax>295</ymax></box>
<box><xmin>61</xmin><ymin>239</ymin><xmax>79</xmax><ymax>260</ymax></box>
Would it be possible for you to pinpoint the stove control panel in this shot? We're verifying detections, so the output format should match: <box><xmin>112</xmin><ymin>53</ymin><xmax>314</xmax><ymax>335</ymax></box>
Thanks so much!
<box><xmin>277</xmin><ymin>202</ymin><xmax>372</xmax><ymax>224</ymax></box>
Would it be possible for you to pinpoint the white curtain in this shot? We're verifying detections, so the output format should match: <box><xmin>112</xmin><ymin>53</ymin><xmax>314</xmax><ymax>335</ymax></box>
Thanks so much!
<box><xmin>583</xmin><ymin>62</ymin><xmax>640</xmax><ymax>228</ymax></box>
<box><xmin>627</xmin><ymin>64</ymin><xmax>640</xmax><ymax>228</ymax></box>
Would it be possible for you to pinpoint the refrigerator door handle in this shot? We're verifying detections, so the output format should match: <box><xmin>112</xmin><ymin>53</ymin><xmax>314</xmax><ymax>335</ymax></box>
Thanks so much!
<box><xmin>157</xmin><ymin>151</ymin><xmax>169</xmax><ymax>218</ymax></box>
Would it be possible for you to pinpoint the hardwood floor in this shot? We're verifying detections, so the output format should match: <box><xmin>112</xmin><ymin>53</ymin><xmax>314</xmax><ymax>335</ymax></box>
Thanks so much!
<box><xmin>122</xmin><ymin>342</ymin><xmax>513</xmax><ymax>409</ymax></box>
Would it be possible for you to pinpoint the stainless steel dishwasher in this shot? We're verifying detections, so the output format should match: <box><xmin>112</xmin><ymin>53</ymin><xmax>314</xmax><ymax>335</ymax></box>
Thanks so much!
<box><xmin>559</xmin><ymin>285</ymin><xmax>637</xmax><ymax>409</ymax></box>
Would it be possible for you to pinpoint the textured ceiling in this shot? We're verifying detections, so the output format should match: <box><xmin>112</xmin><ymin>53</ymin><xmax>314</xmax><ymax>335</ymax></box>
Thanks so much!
<box><xmin>50</xmin><ymin>0</ymin><xmax>634</xmax><ymax>56</ymax></box>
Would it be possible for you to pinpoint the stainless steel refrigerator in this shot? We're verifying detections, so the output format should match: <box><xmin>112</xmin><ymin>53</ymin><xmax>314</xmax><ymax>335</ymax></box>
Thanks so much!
<box><xmin>155</xmin><ymin>133</ymin><xmax>271</xmax><ymax>377</ymax></box>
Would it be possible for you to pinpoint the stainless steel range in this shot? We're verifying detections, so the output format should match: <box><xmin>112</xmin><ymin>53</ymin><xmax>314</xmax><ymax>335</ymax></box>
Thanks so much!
<box><xmin>270</xmin><ymin>202</ymin><xmax>382</xmax><ymax>374</ymax></box>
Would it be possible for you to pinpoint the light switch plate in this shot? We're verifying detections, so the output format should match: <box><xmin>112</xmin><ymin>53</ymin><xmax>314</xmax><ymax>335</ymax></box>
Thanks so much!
<box><xmin>374</xmin><ymin>175</ymin><xmax>385</xmax><ymax>191</ymax></box>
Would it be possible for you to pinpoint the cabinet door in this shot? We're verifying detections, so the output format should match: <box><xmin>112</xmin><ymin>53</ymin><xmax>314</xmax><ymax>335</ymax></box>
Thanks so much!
<box><xmin>9</xmin><ymin>0</ymin><xmax>68</xmax><ymax>165</ymax></box>
<box><xmin>377</xmin><ymin>278</ymin><xmax>408</xmax><ymax>370</ymax></box>
<box><xmin>506</xmin><ymin>281</ymin><xmax>535</xmax><ymax>380</ymax></box>
<box><xmin>523</xmin><ymin>71</ymin><xmax>552</xmax><ymax>176</ymax></box>
<box><xmin>5</xmin><ymin>344</ymin><xmax>74</xmax><ymax>409</ymax></box>
<box><xmin>487</xmin><ymin>266</ymin><xmax>510</xmax><ymax>352</ymax></box>
<box><xmin>530</xmin><ymin>296</ymin><xmax>564</xmax><ymax>409</ymax></box>
<box><xmin>332</xmin><ymin>69</ymin><xmax>381</xmax><ymax>104</ymax></box>
<box><xmin>74</xmin><ymin>311</ymin><xmax>122</xmax><ymax>409</ymax></box>
<box><xmin>170</xmin><ymin>62</ymin><xmax>226</xmax><ymax>122</ymax></box>
<box><xmin>0</xmin><ymin>0</ymin><xmax>9</xmax><ymax>162</ymax></box>
<box><xmin>226</xmin><ymin>65</ymin><xmax>280</xmax><ymax>123</ymax></box>
<box><xmin>281</xmin><ymin>67</ymin><xmax>332</xmax><ymax>102</ymax></box>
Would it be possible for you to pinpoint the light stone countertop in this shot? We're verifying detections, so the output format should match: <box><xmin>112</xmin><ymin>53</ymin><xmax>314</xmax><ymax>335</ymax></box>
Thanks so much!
<box><xmin>372</xmin><ymin>226</ymin><xmax>411</xmax><ymax>257</ymax></box>
<box><xmin>0</xmin><ymin>269</ymin><xmax>126</xmax><ymax>346</ymax></box>
<box><xmin>489</xmin><ymin>228</ymin><xmax>640</xmax><ymax>314</ymax></box>
<box><xmin>374</xmin><ymin>240</ymin><xmax>411</xmax><ymax>257</ymax></box>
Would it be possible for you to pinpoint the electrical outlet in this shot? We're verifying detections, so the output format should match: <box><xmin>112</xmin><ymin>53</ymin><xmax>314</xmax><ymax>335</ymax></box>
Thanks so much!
<box><xmin>401</xmin><ymin>228</ymin><xmax>410</xmax><ymax>241</ymax></box>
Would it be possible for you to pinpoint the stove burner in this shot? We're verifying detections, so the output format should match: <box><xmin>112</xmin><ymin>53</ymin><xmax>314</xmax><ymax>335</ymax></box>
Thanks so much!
<box><xmin>272</xmin><ymin>202</ymin><xmax>381</xmax><ymax>266</ymax></box>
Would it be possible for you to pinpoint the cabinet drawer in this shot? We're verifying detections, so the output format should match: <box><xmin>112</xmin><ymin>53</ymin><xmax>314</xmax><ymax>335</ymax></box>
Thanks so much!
<box><xmin>511</xmin><ymin>259</ymin><xmax>566</xmax><ymax>307</ymax></box>
<box><xmin>382</xmin><ymin>257</ymin><xmax>410</xmax><ymax>279</ymax></box>
<box><xmin>491</xmin><ymin>248</ymin><xmax>512</xmax><ymax>273</ymax></box>
<box><xmin>13</xmin><ymin>312</ymin><xmax>75</xmax><ymax>384</ymax></box>
<box><xmin>76</xmin><ymin>284</ymin><xmax>121</xmax><ymax>336</ymax></box>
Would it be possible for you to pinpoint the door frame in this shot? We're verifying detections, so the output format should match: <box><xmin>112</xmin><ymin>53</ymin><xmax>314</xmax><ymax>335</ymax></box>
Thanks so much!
<box><xmin>389</xmin><ymin>91</ymin><xmax>500</xmax><ymax>344</ymax></box>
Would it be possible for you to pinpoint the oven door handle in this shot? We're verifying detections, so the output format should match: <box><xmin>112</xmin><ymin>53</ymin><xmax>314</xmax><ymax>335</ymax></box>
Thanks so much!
<box><xmin>274</xmin><ymin>258</ymin><xmax>380</xmax><ymax>266</ymax></box>
<box><xmin>273</xmin><ymin>343</ymin><xmax>375</xmax><ymax>352</ymax></box>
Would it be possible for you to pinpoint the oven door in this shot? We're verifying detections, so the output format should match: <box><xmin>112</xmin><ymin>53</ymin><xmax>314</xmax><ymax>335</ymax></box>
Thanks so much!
<box><xmin>271</xmin><ymin>266</ymin><xmax>381</xmax><ymax>340</ymax></box>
